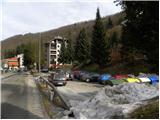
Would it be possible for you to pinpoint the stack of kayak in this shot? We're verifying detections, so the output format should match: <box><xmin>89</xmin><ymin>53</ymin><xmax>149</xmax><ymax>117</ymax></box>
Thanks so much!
<box><xmin>98</xmin><ymin>73</ymin><xmax>159</xmax><ymax>86</ymax></box>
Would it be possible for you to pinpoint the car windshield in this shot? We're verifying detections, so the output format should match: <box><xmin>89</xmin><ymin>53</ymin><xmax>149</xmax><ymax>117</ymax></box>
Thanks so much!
<box><xmin>54</xmin><ymin>74</ymin><xmax>65</xmax><ymax>80</ymax></box>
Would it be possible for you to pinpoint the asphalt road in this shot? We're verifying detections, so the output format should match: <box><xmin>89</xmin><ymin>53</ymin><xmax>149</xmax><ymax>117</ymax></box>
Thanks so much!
<box><xmin>56</xmin><ymin>80</ymin><xmax>104</xmax><ymax>106</ymax></box>
<box><xmin>1</xmin><ymin>72</ymin><xmax>46</xmax><ymax>119</ymax></box>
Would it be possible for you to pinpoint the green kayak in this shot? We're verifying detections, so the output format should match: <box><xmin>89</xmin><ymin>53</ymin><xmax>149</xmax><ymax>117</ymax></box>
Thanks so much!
<box><xmin>106</xmin><ymin>79</ymin><xmax>127</xmax><ymax>86</ymax></box>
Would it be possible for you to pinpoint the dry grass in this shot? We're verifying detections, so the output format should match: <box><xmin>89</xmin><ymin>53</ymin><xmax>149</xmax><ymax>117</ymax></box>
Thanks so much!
<box><xmin>36</xmin><ymin>81</ymin><xmax>67</xmax><ymax>118</ymax></box>
<box><xmin>129</xmin><ymin>99</ymin><xmax>159</xmax><ymax>119</ymax></box>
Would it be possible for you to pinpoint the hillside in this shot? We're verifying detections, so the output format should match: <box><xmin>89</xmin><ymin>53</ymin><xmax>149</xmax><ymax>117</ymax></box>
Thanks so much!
<box><xmin>1</xmin><ymin>12</ymin><xmax>124</xmax><ymax>56</ymax></box>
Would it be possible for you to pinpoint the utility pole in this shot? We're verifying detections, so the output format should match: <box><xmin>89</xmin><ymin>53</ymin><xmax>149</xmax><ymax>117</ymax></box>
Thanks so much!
<box><xmin>39</xmin><ymin>33</ymin><xmax>41</xmax><ymax>73</ymax></box>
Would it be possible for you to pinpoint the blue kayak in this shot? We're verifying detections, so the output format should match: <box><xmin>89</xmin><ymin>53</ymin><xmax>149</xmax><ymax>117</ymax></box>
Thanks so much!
<box><xmin>148</xmin><ymin>75</ymin><xmax>159</xmax><ymax>84</ymax></box>
<box><xmin>98</xmin><ymin>74</ymin><xmax>111</xmax><ymax>84</ymax></box>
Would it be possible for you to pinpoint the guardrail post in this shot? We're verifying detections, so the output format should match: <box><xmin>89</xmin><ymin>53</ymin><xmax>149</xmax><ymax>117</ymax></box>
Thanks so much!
<box><xmin>50</xmin><ymin>89</ymin><xmax>54</xmax><ymax>101</ymax></box>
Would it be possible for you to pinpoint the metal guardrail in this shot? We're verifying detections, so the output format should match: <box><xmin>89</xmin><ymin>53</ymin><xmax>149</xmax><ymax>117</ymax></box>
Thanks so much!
<box><xmin>38</xmin><ymin>76</ymin><xmax>71</xmax><ymax>110</ymax></box>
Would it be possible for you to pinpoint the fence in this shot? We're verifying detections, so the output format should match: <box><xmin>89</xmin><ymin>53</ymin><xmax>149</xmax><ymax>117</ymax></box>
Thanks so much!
<box><xmin>36</xmin><ymin>76</ymin><xmax>70</xmax><ymax>110</ymax></box>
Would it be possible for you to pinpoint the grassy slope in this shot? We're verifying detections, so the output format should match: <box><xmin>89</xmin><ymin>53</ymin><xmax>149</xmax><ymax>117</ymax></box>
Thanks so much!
<box><xmin>79</xmin><ymin>60</ymin><xmax>151</xmax><ymax>75</ymax></box>
<box><xmin>129</xmin><ymin>98</ymin><xmax>159</xmax><ymax>119</ymax></box>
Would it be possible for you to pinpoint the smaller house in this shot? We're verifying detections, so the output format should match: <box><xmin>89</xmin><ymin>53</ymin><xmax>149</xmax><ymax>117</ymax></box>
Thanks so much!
<box><xmin>2</xmin><ymin>57</ymin><xmax>19</xmax><ymax>70</ymax></box>
<box><xmin>1</xmin><ymin>54</ymin><xmax>24</xmax><ymax>70</ymax></box>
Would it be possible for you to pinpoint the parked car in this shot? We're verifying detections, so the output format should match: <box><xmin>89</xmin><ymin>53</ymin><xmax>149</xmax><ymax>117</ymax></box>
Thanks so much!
<box><xmin>73</xmin><ymin>70</ymin><xmax>80</xmax><ymax>79</ymax></box>
<box><xmin>98</xmin><ymin>74</ymin><xmax>112</xmax><ymax>84</ymax></box>
<box><xmin>41</xmin><ymin>68</ymin><xmax>49</xmax><ymax>73</ymax></box>
<box><xmin>81</xmin><ymin>72</ymin><xmax>100</xmax><ymax>82</ymax></box>
<box><xmin>65</xmin><ymin>70</ymin><xmax>74</xmax><ymax>81</ymax></box>
<box><xmin>73</xmin><ymin>71</ymin><xmax>87</xmax><ymax>80</ymax></box>
<box><xmin>48</xmin><ymin>73</ymin><xmax>67</xmax><ymax>86</ymax></box>
<box><xmin>79</xmin><ymin>71</ymin><xmax>91</xmax><ymax>80</ymax></box>
<box><xmin>0</xmin><ymin>67</ymin><xmax>4</xmax><ymax>73</ymax></box>
<box><xmin>2</xmin><ymin>68</ymin><xmax>8</xmax><ymax>73</ymax></box>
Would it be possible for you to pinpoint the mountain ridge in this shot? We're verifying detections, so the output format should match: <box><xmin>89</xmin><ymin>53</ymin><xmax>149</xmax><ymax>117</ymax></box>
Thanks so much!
<box><xmin>1</xmin><ymin>12</ymin><xmax>124</xmax><ymax>55</ymax></box>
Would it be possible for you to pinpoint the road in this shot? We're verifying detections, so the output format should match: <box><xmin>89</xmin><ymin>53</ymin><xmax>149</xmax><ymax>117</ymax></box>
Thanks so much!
<box><xmin>56</xmin><ymin>80</ymin><xmax>104</xmax><ymax>106</ymax></box>
<box><xmin>1</xmin><ymin>72</ymin><xmax>47</xmax><ymax>119</ymax></box>
<box><xmin>1</xmin><ymin>72</ymin><xmax>17</xmax><ymax>79</ymax></box>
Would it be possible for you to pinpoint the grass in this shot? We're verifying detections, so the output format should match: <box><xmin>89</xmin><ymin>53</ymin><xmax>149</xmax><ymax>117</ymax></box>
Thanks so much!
<box><xmin>80</xmin><ymin>64</ymin><xmax>99</xmax><ymax>73</ymax></box>
<box><xmin>78</xmin><ymin>60</ymin><xmax>151</xmax><ymax>75</ymax></box>
<box><xmin>129</xmin><ymin>99</ymin><xmax>159</xmax><ymax>119</ymax></box>
<box><xmin>37</xmin><ymin>83</ymin><xmax>54</xmax><ymax>118</ymax></box>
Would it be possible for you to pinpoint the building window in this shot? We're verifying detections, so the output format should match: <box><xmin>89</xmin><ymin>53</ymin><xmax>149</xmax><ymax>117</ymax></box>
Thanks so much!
<box><xmin>51</xmin><ymin>51</ymin><xmax>56</xmax><ymax>54</ymax></box>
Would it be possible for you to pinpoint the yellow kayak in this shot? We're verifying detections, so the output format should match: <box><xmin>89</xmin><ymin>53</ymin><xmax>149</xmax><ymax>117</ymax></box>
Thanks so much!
<box><xmin>126</xmin><ymin>78</ymin><xmax>141</xmax><ymax>83</ymax></box>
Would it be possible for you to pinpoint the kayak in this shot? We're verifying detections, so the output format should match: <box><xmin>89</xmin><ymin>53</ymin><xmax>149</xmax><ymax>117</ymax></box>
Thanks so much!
<box><xmin>106</xmin><ymin>79</ymin><xmax>127</xmax><ymax>86</ymax></box>
<box><xmin>138</xmin><ymin>77</ymin><xmax>151</xmax><ymax>83</ymax></box>
<box><xmin>126</xmin><ymin>78</ymin><xmax>141</xmax><ymax>83</ymax></box>
<box><xmin>148</xmin><ymin>75</ymin><xmax>159</xmax><ymax>84</ymax></box>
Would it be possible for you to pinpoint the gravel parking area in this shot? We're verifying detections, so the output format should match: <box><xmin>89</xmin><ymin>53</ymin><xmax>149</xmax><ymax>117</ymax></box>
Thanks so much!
<box><xmin>56</xmin><ymin>80</ymin><xmax>104</xmax><ymax>104</ymax></box>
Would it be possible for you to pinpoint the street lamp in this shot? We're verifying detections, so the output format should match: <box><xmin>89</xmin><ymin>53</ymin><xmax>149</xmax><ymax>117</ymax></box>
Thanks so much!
<box><xmin>39</xmin><ymin>32</ymin><xmax>41</xmax><ymax>73</ymax></box>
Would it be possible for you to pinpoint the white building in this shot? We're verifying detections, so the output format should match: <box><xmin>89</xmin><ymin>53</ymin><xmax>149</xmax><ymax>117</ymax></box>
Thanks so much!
<box><xmin>17</xmin><ymin>54</ymin><xmax>25</xmax><ymax>69</ymax></box>
<box><xmin>45</xmin><ymin>36</ymin><xmax>67</xmax><ymax>68</ymax></box>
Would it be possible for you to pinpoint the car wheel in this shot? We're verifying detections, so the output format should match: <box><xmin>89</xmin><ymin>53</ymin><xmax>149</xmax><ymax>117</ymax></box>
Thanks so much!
<box><xmin>86</xmin><ymin>79</ymin><xmax>90</xmax><ymax>82</ymax></box>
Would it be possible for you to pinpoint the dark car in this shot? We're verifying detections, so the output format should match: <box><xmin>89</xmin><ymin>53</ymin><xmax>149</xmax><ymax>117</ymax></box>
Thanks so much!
<box><xmin>73</xmin><ymin>71</ymin><xmax>83</xmax><ymax>80</ymax></box>
<box><xmin>49</xmin><ymin>73</ymin><xmax>67</xmax><ymax>86</ymax></box>
<box><xmin>41</xmin><ymin>68</ymin><xmax>49</xmax><ymax>73</ymax></box>
<box><xmin>81</xmin><ymin>72</ymin><xmax>100</xmax><ymax>82</ymax></box>
<box><xmin>78</xmin><ymin>71</ymin><xmax>87</xmax><ymax>80</ymax></box>
<box><xmin>73</xmin><ymin>70</ymin><xmax>81</xmax><ymax>79</ymax></box>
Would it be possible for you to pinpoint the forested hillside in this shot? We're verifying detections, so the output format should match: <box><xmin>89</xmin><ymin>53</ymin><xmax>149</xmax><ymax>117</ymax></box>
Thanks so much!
<box><xmin>1</xmin><ymin>12</ymin><xmax>124</xmax><ymax>57</ymax></box>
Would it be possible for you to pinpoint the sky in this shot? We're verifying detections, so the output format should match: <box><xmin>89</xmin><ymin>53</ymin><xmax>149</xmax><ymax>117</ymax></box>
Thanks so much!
<box><xmin>1</xmin><ymin>0</ymin><xmax>122</xmax><ymax>41</ymax></box>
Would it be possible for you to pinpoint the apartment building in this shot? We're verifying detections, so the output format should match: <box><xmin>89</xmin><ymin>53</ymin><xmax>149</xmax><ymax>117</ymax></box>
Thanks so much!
<box><xmin>45</xmin><ymin>36</ymin><xmax>67</xmax><ymax>68</ymax></box>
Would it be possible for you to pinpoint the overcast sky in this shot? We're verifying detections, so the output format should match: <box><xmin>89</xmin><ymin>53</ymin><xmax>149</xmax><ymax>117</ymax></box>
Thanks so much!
<box><xmin>1</xmin><ymin>0</ymin><xmax>122</xmax><ymax>41</ymax></box>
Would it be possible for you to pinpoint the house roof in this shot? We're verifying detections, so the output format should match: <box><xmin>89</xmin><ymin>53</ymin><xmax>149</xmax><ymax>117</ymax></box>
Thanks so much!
<box><xmin>7</xmin><ymin>57</ymin><xmax>18</xmax><ymax>61</ymax></box>
<box><xmin>8</xmin><ymin>61</ymin><xmax>18</xmax><ymax>66</ymax></box>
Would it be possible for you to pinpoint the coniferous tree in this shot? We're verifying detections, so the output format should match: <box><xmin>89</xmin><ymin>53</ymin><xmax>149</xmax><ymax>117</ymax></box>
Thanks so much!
<box><xmin>109</xmin><ymin>31</ymin><xmax>118</xmax><ymax>49</ymax></box>
<box><xmin>23</xmin><ymin>43</ymin><xmax>35</xmax><ymax>68</ymax></box>
<box><xmin>4</xmin><ymin>49</ymin><xmax>16</xmax><ymax>58</ymax></box>
<box><xmin>16</xmin><ymin>44</ymin><xmax>26</xmax><ymax>54</ymax></box>
<box><xmin>66</xmin><ymin>39</ymin><xmax>73</xmax><ymax>64</ymax></box>
<box><xmin>116</xmin><ymin>1</ymin><xmax>159</xmax><ymax>72</ymax></box>
<box><xmin>74</xmin><ymin>28</ymin><xmax>90</xmax><ymax>63</ymax></box>
<box><xmin>91</xmin><ymin>8</ymin><xmax>110</xmax><ymax>68</ymax></box>
<box><xmin>107</xmin><ymin>17</ymin><xmax>113</xmax><ymax>29</ymax></box>
<box><xmin>58</xmin><ymin>41</ymin><xmax>67</xmax><ymax>64</ymax></box>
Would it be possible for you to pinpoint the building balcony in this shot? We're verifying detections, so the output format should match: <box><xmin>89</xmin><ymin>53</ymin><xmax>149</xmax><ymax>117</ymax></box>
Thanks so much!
<box><xmin>51</xmin><ymin>47</ymin><xmax>56</xmax><ymax>49</ymax></box>
<box><xmin>50</xmin><ymin>48</ymin><xmax>56</xmax><ymax>51</ymax></box>
<box><xmin>50</xmin><ymin>51</ymin><xmax>56</xmax><ymax>54</ymax></box>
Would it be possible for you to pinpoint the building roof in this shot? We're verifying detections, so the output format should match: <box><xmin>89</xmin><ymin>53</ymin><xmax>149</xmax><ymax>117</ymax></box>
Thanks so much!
<box><xmin>8</xmin><ymin>61</ymin><xmax>18</xmax><ymax>66</ymax></box>
<box><xmin>54</xmin><ymin>35</ymin><xmax>63</xmax><ymax>39</ymax></box>
<box><xmin>7</xmin><ymin>57</ymin><xmax>18</xmax><ymax>62</ymax></box>
<box><xmin>46</xmin><ymin>36</ymin><xmax>67</xmax><ymax>44</ymax></box>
